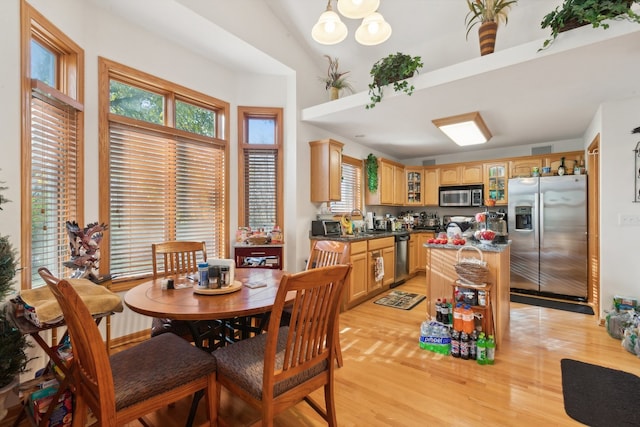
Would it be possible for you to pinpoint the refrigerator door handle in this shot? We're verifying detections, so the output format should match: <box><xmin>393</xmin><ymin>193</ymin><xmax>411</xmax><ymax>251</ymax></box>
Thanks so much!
<box><xmin>539</xmin><ymin>192</ymin><xmax>544</xmax><ymax>248</ymax></box>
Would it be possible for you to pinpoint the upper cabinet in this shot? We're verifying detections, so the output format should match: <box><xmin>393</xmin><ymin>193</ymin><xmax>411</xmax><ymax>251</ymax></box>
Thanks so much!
<box><xmin>484</xmin><ymin>162</ymin><xmax>508</xmax><ymax>205</ymax></box>
<box><xmin>309</xmin><ymin>139</ymin><xmax>343</xmax><ymax>202</ymax></box>
<box><xmin>440</xmin><ymin>163</ymin><xmax>483</xmax><ymax>186</ymax></box>
<box><xmin>424</xmin><ymin>167</ymin><xmax>440</xmax><ymax>206</ymax></box>
<box><xmin>510</xmin><ymin>158</ymin><xmax>542</xmax><ymax>178</ymax></box>
<box><xmin>405</xmin><ymin>167</ymin><xmax>424</xmax><ymax>205</ymax></box>
<box><xmin>366</xmin><ymin>158</ymin><xmax>405</xmax><ymax>206</ymax></box>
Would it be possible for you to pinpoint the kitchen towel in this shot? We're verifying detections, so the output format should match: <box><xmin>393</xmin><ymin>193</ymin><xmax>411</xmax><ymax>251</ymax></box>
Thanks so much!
<box><xmin>374</xmin><ymin>256</ymin><xmax>384</xmax><ymax>282</ymax></box>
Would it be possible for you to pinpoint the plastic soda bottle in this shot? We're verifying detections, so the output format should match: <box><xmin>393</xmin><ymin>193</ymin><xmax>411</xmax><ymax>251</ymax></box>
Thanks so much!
<box><xmin>462</xmin><ymin>304</ymin><xmax>475</xmax><ymax>334</ymax></box>
<box><xmin>476</xmin><ymin>332</ymin><xmax>487</xmax><ymax>365</ymax></box>
<box><xmin>435</xmin><ymin>299</ymin><xmax>442</xmax><ymax>323</ymax></box>
<box><xmin>486</xmin><ymin>335</ymin><xmax>496</xmax><ymax>365</ymax></box>
<box><xmin>469</xmin><ymin>329</ymin><xmax>478</xmax><ymax>361</ymax></box>
<box><xmin>453</xmin><ymin>303</ymin><xmax>463</xmax><ymax>331</ymax></box>
<box><xmin>460</xmin><ymin>332</ymin><xmax>470</xmax><ymax>360</ymax></box>
<box><xmin>441</xmin><ymin>298</ymin><xmax>449</xmax><ymax>325</ymax></box>
<box><xmin>450</xmin><ymin>329</ymin><xmax>460</xmax><ymax>358</ymax></box>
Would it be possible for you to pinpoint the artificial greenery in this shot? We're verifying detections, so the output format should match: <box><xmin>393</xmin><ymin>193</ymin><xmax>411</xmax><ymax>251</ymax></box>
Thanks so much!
<box><xmin>366</xmin><ymin>154</ymin><xmax>379</xmax><ymax>192</ymax></box>
<box><xmin>465</xmin><ymin>0</ymin><xmax>517</xmax><ymax>40</ymax></box>
<box><xmin>367</xmin><ymin>53</ymin><xmax>423</xmax><ymax>109</ymax></box>
<box><xmin>540</xmin><ymin>0</ymin><xmax>640</xmax><ymax>50</ymax></box>
<box><xmin>320</xmin><ymin>55</ymin><xmax>354</xmax><ymax>94</ymax></box>
<box><xmin>0</xmin><ymin>179</ymin><xmax>32</xmax><ymax>388</ymax></box>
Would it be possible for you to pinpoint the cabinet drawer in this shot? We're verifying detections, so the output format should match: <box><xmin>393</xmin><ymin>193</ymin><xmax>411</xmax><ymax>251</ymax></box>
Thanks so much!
<box><xmin>350</xmin><ymin>240</ymin><xmax>368</xmax><ymax>255</ymax></box>
<box><xmin>368</xmin><ymin>236</ymin><xmax>394</xmax><ymax>251</ymax></box>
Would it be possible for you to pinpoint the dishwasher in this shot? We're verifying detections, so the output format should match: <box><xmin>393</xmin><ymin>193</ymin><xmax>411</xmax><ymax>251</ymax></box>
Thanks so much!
<box><xmin>392</xmin><ymin>233</ymin><xmax>410</xmax><ymax>287</ymax></box>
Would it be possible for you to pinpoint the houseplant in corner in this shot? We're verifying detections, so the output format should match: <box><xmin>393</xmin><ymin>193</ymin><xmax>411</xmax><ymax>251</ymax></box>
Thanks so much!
<box><xmin>0</xmin><ymin>181</ymin><xmax>32</xmax><ymax>421</ymax></box>
<box><xmin>540</xmin><ymin>0</ymin><xmax>640</xmax><ymax>50</ymax></box>
<box><xmin>367</xmin><ymin>52</ymin><xmax>423</xmax><ymax>109</ymax></box>
<box><xmin>465</xmin><ymin>0</ymin><xmax>518</xmax><ymax>56</ymax></box>
<box><xmin>320</xmin><ymin>55</ymin><xmax>354</xmax><ymax>101</ymax></box>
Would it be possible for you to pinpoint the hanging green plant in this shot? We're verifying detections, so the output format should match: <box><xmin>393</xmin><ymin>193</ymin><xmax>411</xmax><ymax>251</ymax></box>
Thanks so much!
<box><xmin>366</xmin><ymin>154</ymin><xmax>378</xmax><ymax>192</ymax></box>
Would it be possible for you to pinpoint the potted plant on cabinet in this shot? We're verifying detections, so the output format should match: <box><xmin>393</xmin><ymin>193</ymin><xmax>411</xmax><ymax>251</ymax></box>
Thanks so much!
<box><xmin>465</xmin><ymin>0</ymin><xmax>518</xmax><ymax>56</ymax></box>
<box><xmin>367</xmin><ymin>52</ymin><xmax>423</xmax><ymax>109</ymax></box>
<box><xmin>0</xmin><ymin>183</ymin><xmax>32</xmax><ymax>421</ymax></box>
<box><xmin>540</xmin><ymin>0</ymin><xmax>640</xmax><ymax>50</ymax></box>
<box><xmin>320</xmin><ymin>55</ymin><xmax>354</xmax><ymax>101</ymax></box>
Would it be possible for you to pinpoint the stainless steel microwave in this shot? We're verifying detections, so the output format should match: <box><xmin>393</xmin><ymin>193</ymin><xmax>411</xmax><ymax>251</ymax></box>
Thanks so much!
<box><xmin>439</xmin><ymin>185</ymin><xmax>484</xmax><ymax>207</ymax></box>
<box><xmin>311</xmin><ymin>220</ymin><xmax>342</xmax><ymax>236</ymax></box>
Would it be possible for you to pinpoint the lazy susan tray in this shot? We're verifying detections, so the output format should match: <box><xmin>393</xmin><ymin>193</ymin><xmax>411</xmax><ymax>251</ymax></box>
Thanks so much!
<box><xmin>193</xmin><ymin>280</ymin><xmax>242</xmax><ymax>295</ymax></box>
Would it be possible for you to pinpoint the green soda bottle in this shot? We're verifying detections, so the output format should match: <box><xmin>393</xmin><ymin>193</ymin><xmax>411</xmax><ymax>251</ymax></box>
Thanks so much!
<box><xmin>486</xmin><ymin>335</ymin><xmax>496</xmax><ymax>365</ymax></box>
<box><xmin>476</xmin><ymin>332</ymin><xmax>487</xmax><ymax>365</ymax></box>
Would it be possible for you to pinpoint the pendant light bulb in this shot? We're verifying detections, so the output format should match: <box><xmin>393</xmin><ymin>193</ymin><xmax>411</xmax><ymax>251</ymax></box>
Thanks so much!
<box><xmin>355</xmin><ymin>12</ymin><xmax>391</xmax><ymax>45</ymax></box>
<box><xmin>312</xmin><ymin>1</ymin><xmax>348</xmax><ymax>45</ymax></box>
<box><xmin>337</xmin><ymin>0</ymin><xmax>380</xmax><ymax>19</ymax></box>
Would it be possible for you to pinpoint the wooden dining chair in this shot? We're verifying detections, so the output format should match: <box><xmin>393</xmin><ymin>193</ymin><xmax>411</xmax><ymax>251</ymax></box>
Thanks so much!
<box><xmin>305</xmin><ymin>240</ymin><xmax>350</xmax><ymax>368</ymax></box>
<box><xmin>37</xmin><ymin>267</ymin><xmax>218</xmax><ymax>427</ymax></box>
<box><xmin>150</xmin><ymin>241</ymin><xmax>207</xmax><ymax>340</ymax></box>
<box><xmin>213</xmin><ymin>264</ymin><xmax>352</xmax><ymax>427</ymax></box>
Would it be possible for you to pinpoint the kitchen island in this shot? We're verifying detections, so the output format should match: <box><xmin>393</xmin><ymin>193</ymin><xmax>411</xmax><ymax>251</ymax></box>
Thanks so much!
<box><xmin>424</xmin><ymin>242</ymin><xmax>510</xmax><ymax>346</ymax></box>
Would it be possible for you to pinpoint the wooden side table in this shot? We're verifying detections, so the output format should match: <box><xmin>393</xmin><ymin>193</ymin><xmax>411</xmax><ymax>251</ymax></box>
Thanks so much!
<box><xmin>234</xmin><ymin>244</ymin><xmax>284</xmax><ymax>270</ymax></box>
<box><xmin>452</xmin><ymin>281</ymin><xmax>495</xmax><ymax>340</ymax></box>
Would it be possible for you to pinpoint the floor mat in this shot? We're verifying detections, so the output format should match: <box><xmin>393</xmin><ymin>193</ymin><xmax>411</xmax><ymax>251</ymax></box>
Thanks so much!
<box><xmin>373</xmin><ymin>290</ymin><xmax>426</xmax><ymax>311</ymax></box>
<box><xmin>561</xmin><ymin>358</ymin><xmax>640</xmax><ymax>426</ymax></box>
<box><xmin>510</xmin><ymin>294</ymin><xmax>594</xmax><ymax>315</ymax></box>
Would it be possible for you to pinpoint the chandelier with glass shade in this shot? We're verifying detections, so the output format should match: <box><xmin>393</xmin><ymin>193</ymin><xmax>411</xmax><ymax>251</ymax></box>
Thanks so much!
<box><xmin>311</xmin><ymin>0</ymin><xmax>392</xmax><ymax>46</ymax></box>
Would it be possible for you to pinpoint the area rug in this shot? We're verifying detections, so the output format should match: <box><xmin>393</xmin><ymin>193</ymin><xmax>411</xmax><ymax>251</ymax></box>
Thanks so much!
<box><xmin>374</xmin><ymin>290</ymin><xmax>425</xmax><ymax>311</ymax></box>
<box><xmin>510</xmin><ymin>294</ymin><xmax>594</xmax><ymax>315</ymax></box>
<box><xmin>561</xmin><ymin>358</ymin><xmax>640</xmax><ymax>426</ymax></box>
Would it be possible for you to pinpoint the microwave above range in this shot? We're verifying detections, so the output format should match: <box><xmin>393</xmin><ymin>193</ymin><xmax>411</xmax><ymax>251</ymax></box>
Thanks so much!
<box><xmin>439</xmin><ymin>185</ymin><xmax>484</xmax><ymax>207</ymax></box>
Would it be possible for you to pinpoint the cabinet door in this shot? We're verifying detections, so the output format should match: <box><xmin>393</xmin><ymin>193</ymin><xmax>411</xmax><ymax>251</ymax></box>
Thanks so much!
<box><xmin>484</xmin><ymin>162</ymin><xmax>508</xmax><ymax>205</ymax></box>
<box><xmin>409</xmin><ymin>239</ymin><xmax>417</xmax><ymax>274</ymax></box>
<box><xmin>347</xmin><ymin>251</ymin><xmax>368</xmax><ymax>303</ymax></box>
<box><xmin>382</xmin><ymin>246</ymin><xmax>395</xmax><ymax>287</ymax></box>
<box><xmin>424</xmin><ymin>168</ymin><xmax>440</xmax><ymax>206</ymax></box>
<box><xmin>417</xmin><ymin>232</ymin><xmax>433</xmax><ymax>272</ymax></box>
<box><xmin>368</xmin><ymin>251</ymin><xmax>383</xmax><ymax>293</ymax></box>
<box><xmin>309</xmin><ymin>139</ymin><xmax>344</xmax><ymax>202</ymax></box>
<box><xmin>394</xmin><ymin>165</ymin><xmax>405</xmax><ymax>205</ymax></box>
<box><xmin>461</xmin><ymin>163</ymin><xmax>483</xmax><ymax>184</ymax></box>
<box><xmin>439</xmin><ymin>166</ymin><xmax>460</xmax><ymax>185</ymax></box>
<box><xmin>406</xmin><ymin>168</ymin><xmax>424</xmax><ymax>205</ymax></box>
<box><xmin>509</xmin><ymin>158</ymin><xmax>541</xmax><ymax>178</ymax></box>
<box><xmin>545</xmin><ymin>152</ymin><xmax>581</xmax><ymax>175</ymax></box>
<box><xmin>379</xmin><ymin>161</ymin><xmax>395</xmax><ymax>205</ymax></box>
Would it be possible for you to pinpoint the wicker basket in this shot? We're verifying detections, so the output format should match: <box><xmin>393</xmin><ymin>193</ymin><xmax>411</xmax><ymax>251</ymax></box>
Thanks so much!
<box><xmin>246</xmin><ymin>235</ymin><xmax>268</xmax><ymax>245</ymax></box>
<box><xmin>455</xmin><ymin>246</ymin><xmax>489</xmax><ymax>285</ymax></box>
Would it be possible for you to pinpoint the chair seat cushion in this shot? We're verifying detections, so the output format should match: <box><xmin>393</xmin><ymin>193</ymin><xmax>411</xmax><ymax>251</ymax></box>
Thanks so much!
<box><xmin>213</xmin><ymin>326</ymin><xmax>327</xmax><ymax>400</ymax></box>
<box><xmin>110</xmin><ymin>332</ymin><xmax>216</xmax><ymax>411</ymax></box>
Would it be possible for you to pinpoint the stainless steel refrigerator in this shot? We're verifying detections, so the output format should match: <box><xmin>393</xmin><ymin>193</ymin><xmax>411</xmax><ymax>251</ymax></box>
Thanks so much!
<box><xmin>507</xmin><ymin>175</ymin><xmax>587</xmax><ymax>301</ymax></box>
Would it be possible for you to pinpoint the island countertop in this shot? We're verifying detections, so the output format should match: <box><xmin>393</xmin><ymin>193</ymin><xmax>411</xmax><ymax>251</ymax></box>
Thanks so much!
<box><xmin>423</xmin><ymin>241</ymin><xmax>511</xmax><ymax>253</ymax></box>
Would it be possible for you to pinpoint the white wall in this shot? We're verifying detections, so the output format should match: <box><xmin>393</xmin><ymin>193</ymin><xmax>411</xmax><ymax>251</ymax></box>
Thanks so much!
<box><xmin>596</xmin><ymin>96</ymin><xmax>640</xmax><ymax>315</ymax></box>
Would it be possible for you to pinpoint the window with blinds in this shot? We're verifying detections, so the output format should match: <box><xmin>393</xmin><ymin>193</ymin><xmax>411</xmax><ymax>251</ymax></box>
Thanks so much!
<box><xmin>30</xmin><ymin>86</ymin><xmax>80</xmax><ymax>286</ymax></box>
<box><xmin>101</xmin><ymin>58</ymin><xmax>229</xmax><ymax>282</ymax></box>
<box><xmin>238</xmin><ymin>107</ymin><xmax>283</xmax><ymax>232</ymax></box>
<box><xmin>331</xmin><ymin>156</ymin><xmax>363</xmax><ymax>214</ymax></box>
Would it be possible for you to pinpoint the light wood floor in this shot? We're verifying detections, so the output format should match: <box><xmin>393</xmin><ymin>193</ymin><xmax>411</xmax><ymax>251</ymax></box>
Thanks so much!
<box><xmin>7</xmin><ymin>273</ymin><xmax>638</xmax><ymax>426</ymax></box>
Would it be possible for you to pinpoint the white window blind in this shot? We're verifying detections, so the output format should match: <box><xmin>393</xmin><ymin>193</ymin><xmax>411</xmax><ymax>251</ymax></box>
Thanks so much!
<box><xmin>30</xmin><ymin>88</ymin><xmax>80</xmax><ymax>286</ymax></box>
<box><xmin>243</xmin><ymin>149</ymin><xmax>277</xmax><ymax>230</ymax></box>
<box><xmin>109</xmin><ymin>122</ymin><xmax>225</xmax><ymax>279</ymax></box>
<box><xmin>331</xmin><ymin>159</ymin><xmax>362</xmax><ymax>214</ymax></box>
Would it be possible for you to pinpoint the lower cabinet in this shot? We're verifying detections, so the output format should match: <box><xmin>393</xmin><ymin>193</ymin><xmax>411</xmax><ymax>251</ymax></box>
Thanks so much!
<box><xmin>343</xmin><ymin>236</ymin><xmax>394</xmax><ymax>310</ymax></box>
<box><xmin>409</xmin><ymin>238</ymin><xmax>418</xmax><ymax>275</ymax></box>
<box><xmin>346</xmin><ymin>241</ymin><xmax>368</xmax><ymax>305</ymax></box>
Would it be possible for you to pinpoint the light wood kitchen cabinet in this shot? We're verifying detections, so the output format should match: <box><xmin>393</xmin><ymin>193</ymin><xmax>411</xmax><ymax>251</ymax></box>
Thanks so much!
<box><xmin>368</xmin><ymin>236</ymin><xmax>395</xmax><ymax>292</ymax></box>
<box><xmin>461</xmin><ymin>163</ymin><xmax>483</xmax><ymax>184</ymax></box>
<box><xmin>381</xmin><ymin>246</ymin><xmax>395</xmax><ymax>287</ymax></box>
<box><xmin>484</xmin><ymin>162</ymin><xmax>508</xmax><ymax>205</ymax></box>
<box><xmin>366</xmin><ymin>158</ymin><xmax>405</xmax><ymax>206</ymax></box>
<box><xmin>379</xmin><ymin>160</ymin><xmax>395</xmax><ymax>204</ymax></box>
<box><xmin>544</xmin><ymin>151</ymin><xmax>582</xmax><ymax>175</ymax></box>
<box><xmin>394</xmin><ymin>164</ymin><xmax>405</xmax><ymax>205</ymax></box>
<box><xmin>424</xmin><ymin>167</ymin><xmax>440</xmax><ymax>206</ymax></box>
<box><xmin>409</xmin><ymin>238</ymin><xmax>419</xmax><ymax>274</ymax></box>
<box><xmin>345</xmin><ymin>240</ymin><xmax>368</xmax><ymax>308</ymax></box>
<box><xmin>416</xmin><ymin>232</ymin><xmax>434</xmax><ymax>272</ymax></box>
<box><xmin>309</xmin><ymin>139</ymin><xmax>343</xmax><ymax>202</ymax></box>
<box><xmin>510</xmin><ymin>158</ymin><xmax>542</xmax><ymax>178</ymax></box>
<box><xmin>439</xmin><ymin>165</ymin><xmax>461</xmax><ymax>186</ymax></box>
<box><xmin>405</xmin><ymin>167</ymin><xmax>424</xmax><ymax>205</ymax></box>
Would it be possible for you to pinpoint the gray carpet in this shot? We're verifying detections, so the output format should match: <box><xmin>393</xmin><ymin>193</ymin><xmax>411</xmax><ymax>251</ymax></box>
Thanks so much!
<box><xmin>561</xmin><ymin>358</ymin><xmax>640</xmax><ymax>426</ymax></box>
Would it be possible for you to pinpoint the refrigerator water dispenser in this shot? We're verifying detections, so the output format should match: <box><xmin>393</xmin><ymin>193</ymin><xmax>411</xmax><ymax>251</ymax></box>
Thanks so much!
<box><xmin>515</xmin><ymin>206</ymin><xmax>532</xmax><ymax>230</ymax></box>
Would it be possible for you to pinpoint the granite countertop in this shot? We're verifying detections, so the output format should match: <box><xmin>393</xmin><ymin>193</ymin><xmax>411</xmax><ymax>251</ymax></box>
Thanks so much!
<box><xmin>309</xmin><ymin>229</ymin><xmax>438</xmax><ymax>242</ymax></box>
<box><xmin>423</xmin><ymin>241</ymin><xmax>511</xmax><ymax>253</ymax></box>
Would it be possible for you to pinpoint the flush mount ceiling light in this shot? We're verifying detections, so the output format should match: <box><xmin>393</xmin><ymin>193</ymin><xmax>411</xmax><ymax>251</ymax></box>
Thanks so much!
<box><xmin>312</xmin><ymin>0</ymin><xmax>348</xmax><ymax>45</ymax></box>
<box><xmin>337</xmin><ymin>0</ymin><xmax>379</xmax><ymax>19</ymax></box>
<box><xmin>432</xmin><ymin>111</ymin><xmax>492</xmax><ymax>146</ymax></box>
<box><xmin>312</xmin><ymin>0</ymin><xmax>391</xmax><ymax>46</ymax></box>
<box><xmin>355</xmin><ymin>12</ymin><xmax>392</xmax><ymax>45</ymax></box>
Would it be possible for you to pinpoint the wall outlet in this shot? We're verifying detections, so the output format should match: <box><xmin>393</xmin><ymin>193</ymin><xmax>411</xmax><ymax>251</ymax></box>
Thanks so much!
<box><xmin>618</xmin><ymin>214</ymin><xmax>640</xmax><ymax>226</ymax></box>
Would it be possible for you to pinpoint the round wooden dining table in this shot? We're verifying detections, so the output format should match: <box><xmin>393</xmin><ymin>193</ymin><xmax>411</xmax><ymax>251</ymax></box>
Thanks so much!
<box><xmin>124</xmin><ymin>268</ymin><xmax>293</xmax><ymax>322</ymax></box>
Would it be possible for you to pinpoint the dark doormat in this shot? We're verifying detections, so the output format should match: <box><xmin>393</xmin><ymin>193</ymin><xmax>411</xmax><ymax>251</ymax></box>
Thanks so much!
<box><xmin>510</xmin><ymin>294</ymin><xmax>594</xmax><ymax>315</ymax></box>
<box><xmin>561</xmin><ymin>359</ymin><xmax>640</xmax><ymax>426</ymax></box>
<box><xmin>374</xmin><ymin>290</ymin><xmax>426</xmax><ymax>311</ymax></box>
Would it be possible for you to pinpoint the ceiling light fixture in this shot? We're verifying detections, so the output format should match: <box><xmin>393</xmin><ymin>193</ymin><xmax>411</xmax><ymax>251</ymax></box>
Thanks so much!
<box><xmin>432</xmin><ymin>111</ymin><xmax>493</xmax><ymax>146</ymax></box>
<box><xmin>312</xmin><ymin>0</ymin><xmax>391</xmax><ymax>46</ymax></box>
<box><xmin>312</xmin><ymin>0</ymin><xmax>348</xmax><ymax>45</ymax></box>
<box><xmin>337</xmin><ymin>0</ymin><xmax>379</xmax><ymax>19</ymax></box>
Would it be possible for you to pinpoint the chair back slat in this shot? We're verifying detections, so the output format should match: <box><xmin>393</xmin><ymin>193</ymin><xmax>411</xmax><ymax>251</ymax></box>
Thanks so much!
<box><xmin>305</xmin><ymin>240</ymin><xmax>349</xmax><ymax>270</ymax></box>
<box><xmin>266</xmin><ymin>265</ymin><xmax>351</xmax><ymax>390</ymax></box>
<box><xmin>152</xmin><ymin>241</ymin><xmax>206</xmax><ymax>278</ymax></box>
<box><xmin>38</xmin><ymin>267</ymin><xmax>117</xmax><ymax>424</ymax></box>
